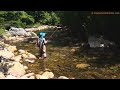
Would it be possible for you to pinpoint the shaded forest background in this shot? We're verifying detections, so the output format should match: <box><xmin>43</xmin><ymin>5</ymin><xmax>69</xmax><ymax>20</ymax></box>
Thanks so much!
<box><xmin>0</xmin><ymin>11</ymin><xmax>120</xmax><ymax>45</ymax></box>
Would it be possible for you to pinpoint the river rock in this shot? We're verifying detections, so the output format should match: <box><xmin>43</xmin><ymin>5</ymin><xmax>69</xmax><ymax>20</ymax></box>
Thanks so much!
<box><xmin>27</xmin><ymin>53</ymin><xmax>36</xmax><ymax>59</ymax></box>
<box><xmin>42</xmin><ymin>71</ymin><xmax>54</xmax><ymax>79</ymax></box>
<box><xmin>31</xmin><ymin>32</ymin><xmax>37</xmax><ymax>37</ymax></box>
<box><xmin>23</xmin><ymin>66</ymin><xmax>28</xmax><ymax>70</ymax></box>
<box><xmin>38</xmin><ymin>75</ymin><xmax>48</xmax><ymax>79</ymax></box>
<box><xmin>76</xmin><ymin>63</ymin><xmax>90</xmax><ymax>69</ymax></box>
<box><xmin>9</xmin><ymin>36</ymin><xmax>16</xmax><ymax>40</ymax></box>
<box><xmin>0</xmin><ymin>50</ymin><xmax>14</xmax><ymax>59</ymax></box>
<box><xmin>4</xmin><ymin>44</ymin><xmax>10</xmax><ymax>47</ymax></box>
<box><xmin>2</xmin><ymin>35</ymin><xmax>9</xmax><ymax>41</ymax></box>
<box><xmin>35</xmin><ymin>74</ymin><xmax>41</xmax><ymax>79</ymax></box>
<box><xmin>22</xmin><ymin>54</ymin><xmax>28</xmax><ymax>59</ymax></box>
<box><xmin>58</xmin><ymin>76</ymin><xmax>69</xmax><ymax>79</ymax></box>
<box><xmin>5</xmin><ymin>46</ymin><xmax>17</xmax><ymax>53</ymax></box>
<box><xmin>5</xmin><ymin>75</ymin><xmax>17</xmax><ymax>79</ymax></box>
<box><xmin>11</xmin><ymin>55</ymin><xmax>22</xmax><ymax>62</ymax></box>
<box><xmin>22</xmin><ymin>73</ymin><xmax>34</xmax><ymax>77</ymax></box>
<box><xmin>7</xmin><ymin>62</ymin><xmax>26</xmax><ymax>77</ymax></box>
<box><xmin>26</xmin><ymin>32</ymin><xmax>32</xmax><ymax>36</ymax></box>
<box><xmin>70</xmin><ymin>49</ymin><xmax>76</xmax><ymax>52</ymax></box>
<box><xmin>25</xmin><ymin>59</ymin><xmax>35</xmax><ymax>63</ymax></box>
<box><xmin>18</xmin><ymin>49</ymin><xmax>25</xmax><ymax>54</ymax></box>
<box><xmin>20</xmin><ymin>77</ymin><xmax>29</xmax><ymax>79</ymax></box>
<box><xmin>0</xmin><ymin>72</ymin><xmax>5</xmax><ymax>79</ymax></box>
<box><xmin>9</xmin><ymin>27</ymin><xmax>28</xmax><ymax>36</ymax></box>
<box><xmin>20</xmin><ymin>73</ymin><xmax>34</xmax><ymax>79</ymax></box>
<box><xmin>16</xmin><ymin>37</ymin><xmax>24</xmax><ymax>41</ymax></box>
<box><xmin>29</xmin><ymin>76</ymin><xmax>35</xmax><ymax>79</ymax></box>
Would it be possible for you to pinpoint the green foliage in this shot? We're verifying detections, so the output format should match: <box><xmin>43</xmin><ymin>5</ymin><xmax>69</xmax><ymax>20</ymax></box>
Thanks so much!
<box><xmin>19</xmin><ymin>11</ymin><xmax>34</xmax><ymax>25</ymax></box>
<box><xmin>26</xmin><ymin>11</ymin><xmax>42</xmax><ymax>23</ymax></box>
<box><xmin>39</xmin><ymin>11</ymin><xmax>60</xmax><ymax>25</ymax></box>
<box><xmin>33</xmin><ymin>22</ymin><xmax>41</xmax><ymax>27</ymax></box>
<box><xmin>50</xmin><ymin>12</ymin><xmax>60</xmax><ymax>25</ymax></box>
<box><xmin>0</xmin><ymin>29</ymin><xmax>5</xmax><ymax>35</ymax></box>
<box><xmin>0</xmin><ymin>17</ymin><xmax>4</xmax><ymax>23</ymax></box>
<box><xmin>0</xmin><ymin>11</ymin><xmax>60</xmax><ymax>29</ymax></box>
<box><xmin>40</xmin><ymin>11</ymin><xmax>51</xmax><ymax>25</ymax></box>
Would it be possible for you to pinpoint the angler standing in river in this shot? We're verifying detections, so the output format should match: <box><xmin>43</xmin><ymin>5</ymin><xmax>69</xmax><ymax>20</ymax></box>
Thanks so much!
<box><xmin>37</xmin><ymin>32</ymin><xmax>48</xmax><ymax>60</ymax></box>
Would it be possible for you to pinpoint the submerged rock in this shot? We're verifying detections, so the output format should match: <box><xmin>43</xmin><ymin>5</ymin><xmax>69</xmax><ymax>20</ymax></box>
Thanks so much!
<box><xmin>76</xmin><ymin>63</ymin><xmax>90</xmax><ymax>69</ymax></box>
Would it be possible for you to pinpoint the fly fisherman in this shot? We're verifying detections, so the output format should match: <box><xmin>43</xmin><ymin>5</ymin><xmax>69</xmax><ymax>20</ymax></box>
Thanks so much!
<box><xmin>37</xmin><ymin>32</ymin><xmax>48</xmax><ymax>61</ymax></box>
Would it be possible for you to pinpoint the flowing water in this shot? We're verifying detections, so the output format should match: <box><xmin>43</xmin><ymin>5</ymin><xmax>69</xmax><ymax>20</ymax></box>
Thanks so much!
<box><xmin>8</xmin><ymin>28</ymin><xmax>120</xmax><ymax>79</ymax></box>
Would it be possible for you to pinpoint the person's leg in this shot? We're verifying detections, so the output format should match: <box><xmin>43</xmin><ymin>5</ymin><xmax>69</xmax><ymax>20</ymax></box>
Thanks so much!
<box><xmin>39</xmin><ymin>47</ymin><xmax>43</xmax><ymax>59</ymax></box>
<box><xmin>43</xmin><ymin>45</ymin><xmax>48</xmax><ymax>70</ymax></box>
<box><xmin>43</xmin><ymin>52</ymin><xmax>47</xmax><ymax>60</ymax></box>
<box><xmin>43</xmin><ymin>45</ymin><xmax>47</xmax><ymax>60</ymax></box>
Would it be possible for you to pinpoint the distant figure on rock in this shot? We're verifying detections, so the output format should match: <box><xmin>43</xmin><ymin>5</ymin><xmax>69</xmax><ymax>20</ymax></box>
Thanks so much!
<box><xmin>37</xmin><ymin>32</ymin><xmax>48</xmax><ymax>61</ymax></box>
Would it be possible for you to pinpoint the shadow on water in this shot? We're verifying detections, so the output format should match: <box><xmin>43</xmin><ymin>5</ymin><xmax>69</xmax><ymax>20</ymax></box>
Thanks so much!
<box><xmin>74</xmin><ymin>47</ymin><xmax>120</xmax><ymax>67</ymax></box>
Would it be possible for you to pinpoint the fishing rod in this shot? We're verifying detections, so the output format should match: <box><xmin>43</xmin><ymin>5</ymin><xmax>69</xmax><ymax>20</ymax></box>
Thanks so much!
<box><xmin>48</xmin><ymin>27</ymin><xmax>58</xmax><ymax>39</ymax></box>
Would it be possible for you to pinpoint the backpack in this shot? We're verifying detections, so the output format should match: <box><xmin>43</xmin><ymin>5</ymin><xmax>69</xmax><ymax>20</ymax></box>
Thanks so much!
<box><xmin>37</xmin><ymin>38</ymin><xmax>44</xmax><ymax>48</ymax></box>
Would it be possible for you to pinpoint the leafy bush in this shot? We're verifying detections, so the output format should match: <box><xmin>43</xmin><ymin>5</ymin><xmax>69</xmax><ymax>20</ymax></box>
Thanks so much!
<box><xmin>0</xmin><ymin>29</ymin><xmax>5</xmax><ymax>35</ymax></box>
<box><xmin>21</xmin><ymin>17</ymin><xmax>34</xmax><ymax>25</ymax></box>
<box><xmin>39</xmin><ymin>11</ymin><xmax>60</xmax><ymax>25</ymax></box>
<box><xmin>6</xmin><ymin>20</ymin><xmax>26</xmax><ymax>28</ymax></box>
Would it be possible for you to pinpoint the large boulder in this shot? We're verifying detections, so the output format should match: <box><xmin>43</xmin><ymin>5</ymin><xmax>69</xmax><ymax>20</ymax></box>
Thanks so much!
<box><xmin>0</xmin><ymin>50</ymin><xmax>14</xmax><ymax>59</ymax></box>
<box><xmin>5</xmin><ymin>46</ymin><xmax>17</xmax><ymax>53</ymax></box>
<box><xmin>7</xmin><ymin>62</ymin><xmax>26</xmax><ymax>77</ymax></box>
<box><xmin>9</xmin><ymin>27</ymin><xmax>28</xmax><ymax>36</ymax></box>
